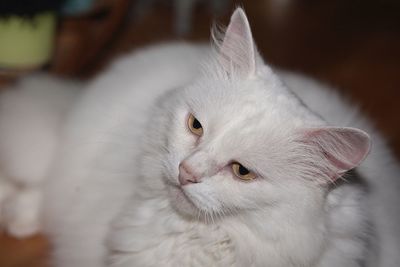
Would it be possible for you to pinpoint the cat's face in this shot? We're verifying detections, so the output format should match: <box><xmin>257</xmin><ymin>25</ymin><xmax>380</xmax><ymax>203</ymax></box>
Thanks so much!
<box><xmin>160</xmin><ymin>8</ymin><xmax>370</xmax><ymax>221</ymax></box>
<box><xmin>162</xmin><ymin>76</ymin><xmax>321</xmax><ymax>219</ymax></box>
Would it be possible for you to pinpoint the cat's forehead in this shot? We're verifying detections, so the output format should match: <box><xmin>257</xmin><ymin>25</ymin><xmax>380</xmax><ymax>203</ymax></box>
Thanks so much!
<box><xmin>183</xmin><ymin>75</ymin><xmax>314</xmax><ymax>129</ymax></box>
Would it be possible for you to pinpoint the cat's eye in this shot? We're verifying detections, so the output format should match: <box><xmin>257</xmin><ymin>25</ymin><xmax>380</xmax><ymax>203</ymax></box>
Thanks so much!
<box><xmin>187</xmin><ymin>114</ymin><xmax>203</xmax><ymax>136</ymax></box>
<box><xmin>232</xmin><ymin>162</ymin><xmax>256</xmax><ymax>181</ymax></box>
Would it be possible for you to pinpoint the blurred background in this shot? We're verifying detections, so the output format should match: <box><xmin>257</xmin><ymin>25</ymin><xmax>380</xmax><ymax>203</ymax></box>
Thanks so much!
<box><xmin>0</xmin><ymin>0</ymin><xmax>399</xmax><ymax>266</ymax></box>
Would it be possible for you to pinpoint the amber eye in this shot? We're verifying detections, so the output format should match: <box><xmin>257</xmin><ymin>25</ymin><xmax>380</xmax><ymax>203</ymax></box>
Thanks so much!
<box><xmin>232</xmin><ymin>162</ymin><xmax>256</xmax><ymax>181</ymax></box>
<box><xmin>187</xmin><ymin>114</ymin><xmax>203</xmax><ymax>136</ymax></box>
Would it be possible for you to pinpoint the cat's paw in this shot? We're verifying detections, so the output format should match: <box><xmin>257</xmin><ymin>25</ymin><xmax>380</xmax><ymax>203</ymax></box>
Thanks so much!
<box><xmin>2</xmin><ymin>188</ymin><xmax>42</xmax><ymax>238</ymax></box>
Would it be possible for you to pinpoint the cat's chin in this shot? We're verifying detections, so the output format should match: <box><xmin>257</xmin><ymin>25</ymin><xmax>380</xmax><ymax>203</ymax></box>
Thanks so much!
<box><xmin>167</xmin><ymin>185</ymin><xmax>200</xmax><ymax>218</ymax></box>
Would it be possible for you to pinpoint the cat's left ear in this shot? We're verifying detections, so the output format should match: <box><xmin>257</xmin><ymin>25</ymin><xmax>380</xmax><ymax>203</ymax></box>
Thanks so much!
<box><xmin>301</xmin><ymin>127</ymin><xmax>371</xmax><ymax>183</ymax></box>
<box><xmin>218</xmin><ymin>8</ymin><xmax>260</xmax><ymax>78</ymax></box>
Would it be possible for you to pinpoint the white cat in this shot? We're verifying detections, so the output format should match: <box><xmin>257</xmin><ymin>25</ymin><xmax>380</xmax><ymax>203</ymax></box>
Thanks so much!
<box><xmin>0</xmin><ymin>8</ymin><xmax>399</xmax><ymax>267</ymax></box>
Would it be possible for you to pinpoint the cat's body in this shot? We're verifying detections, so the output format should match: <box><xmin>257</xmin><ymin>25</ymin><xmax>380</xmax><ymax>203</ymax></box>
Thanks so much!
<box><xmin>0</xmin><ymin>8</ymin><xmax>399</xmax><ymax>267</ymax></box>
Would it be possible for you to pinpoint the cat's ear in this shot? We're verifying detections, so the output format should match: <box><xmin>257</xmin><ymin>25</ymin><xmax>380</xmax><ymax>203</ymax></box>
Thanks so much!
<box><xmin>218</xmin><ymin>8</ymin><xmax>258</xmax><ymax>77</ymax></box>
<box><xmin>302</xmin><ymin>127</ymin><xmax>371</xmax><ymax>183</ymax></box>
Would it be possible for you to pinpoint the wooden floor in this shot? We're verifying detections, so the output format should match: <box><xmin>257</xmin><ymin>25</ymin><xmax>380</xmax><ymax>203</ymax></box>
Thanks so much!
<box><xmin>0</xmin><ymin>0</ymin><xmax>399</xmax><ymax>266</ymax></box>
<box><xmin>0</xmin><ymin>234</ymin><xmax>48</xmax><ymax>267</ymax></box>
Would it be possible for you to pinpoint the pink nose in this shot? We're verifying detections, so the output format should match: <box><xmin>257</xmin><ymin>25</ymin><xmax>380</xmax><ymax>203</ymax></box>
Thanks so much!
<box><xmin>178</xmin><ymin>162</ymin><xmax>200</xmax><ymax>186</ymax></box>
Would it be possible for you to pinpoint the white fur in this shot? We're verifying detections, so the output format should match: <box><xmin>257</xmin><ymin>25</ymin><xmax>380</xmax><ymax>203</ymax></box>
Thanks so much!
<box><xmin>0</xmin><ymin>75</ymin><xmax>79</xmax><ymax>237</ymax></box>
<box><xmin>0</xmin><ymin>8</ymin><xmax>398</xmax><ymax>267</ymax></box>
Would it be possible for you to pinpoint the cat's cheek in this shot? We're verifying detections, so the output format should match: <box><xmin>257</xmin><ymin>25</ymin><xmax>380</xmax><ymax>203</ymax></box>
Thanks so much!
<box><xmin>215</xmin><ymin>179</ymin><xmax>266</xmax><ymax>210</ymax></box>
<box><xmin>161</xmin><ymin>152</ymin><xmax>181</xmax><ymax>185</ymax></box>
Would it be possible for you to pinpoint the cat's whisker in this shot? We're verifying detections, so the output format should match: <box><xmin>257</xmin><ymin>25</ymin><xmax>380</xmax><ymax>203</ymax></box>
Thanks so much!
<box><xmin>203</xmin><ymin>209</ymin><xmax>209</xmax><ymax>225</ymax></box>
<box><xmin>196</xmin><ymin>208</ymin><xmax>202</xmax><ymax>222</ymax></box>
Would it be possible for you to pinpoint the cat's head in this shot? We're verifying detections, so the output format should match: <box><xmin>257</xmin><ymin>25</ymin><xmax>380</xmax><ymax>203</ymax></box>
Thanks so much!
<box><xmin>162</xmin><ymin>8</ymin><xmax>370</xmax><ymax>221</ymax></box>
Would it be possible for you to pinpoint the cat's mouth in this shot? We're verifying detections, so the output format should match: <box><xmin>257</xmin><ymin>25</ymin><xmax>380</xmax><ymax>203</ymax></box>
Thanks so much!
<box><xmin>167</xmin><ymin>184</ymin><xmax>200</xmax><ymax>217</ymax></box>
<box><xmin>175</xmin><ymin>185</ymin><xmax>197</xmax><ymax>206</ymax></box>
<box><xmin>177</xmin><ymin>186</ymin><xmax>193</xmax><ymax>202</ymax></box>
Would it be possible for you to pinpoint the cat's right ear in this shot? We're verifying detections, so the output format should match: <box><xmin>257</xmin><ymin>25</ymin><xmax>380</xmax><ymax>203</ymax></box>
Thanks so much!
<box><xmin>217</xmin><ymin>8</ymin><xmax>258</xmax><ymax>78</ymax></box>
<box><xmin>300</xmin><ymin>127</ymin><xmax>371</xmax><ymax>183</ymax></box>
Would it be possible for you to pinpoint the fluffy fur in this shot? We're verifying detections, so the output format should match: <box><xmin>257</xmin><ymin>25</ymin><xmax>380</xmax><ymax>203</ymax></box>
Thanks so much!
<box><xmin>0</xmin><ymin>8</ymin><xmax>399</xmax><ymax>267</ymax></box>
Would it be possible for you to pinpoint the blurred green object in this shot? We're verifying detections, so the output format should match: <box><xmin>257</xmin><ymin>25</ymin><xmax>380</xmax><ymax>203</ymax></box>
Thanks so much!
<box><xmin>0</xmin><ymin>12</ymin><xmax>56</xmax><ymax>69</ymax></box>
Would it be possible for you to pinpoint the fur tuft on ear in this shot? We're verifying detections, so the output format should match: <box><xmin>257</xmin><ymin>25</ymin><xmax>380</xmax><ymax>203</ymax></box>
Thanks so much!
<box><xmin>301</xmin><ymin>127</ymin><xmax>371</xmax><ymax>183</ymax></box>
<box><xmin>212</xmin><ymin>8</ymin><xmax>257</xmax><ymax>78</ymax></box>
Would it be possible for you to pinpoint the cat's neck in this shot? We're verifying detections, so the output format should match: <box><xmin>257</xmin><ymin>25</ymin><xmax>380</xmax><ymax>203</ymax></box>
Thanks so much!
<box><xmin>220</xmin><ymin>189</ymin><xmax>328</xmax><ymax>266</ymax></box>
<box><xmin>109</xmin><ymin>186</ymin><xmax>328</xmax><ymax>267</ymax></box>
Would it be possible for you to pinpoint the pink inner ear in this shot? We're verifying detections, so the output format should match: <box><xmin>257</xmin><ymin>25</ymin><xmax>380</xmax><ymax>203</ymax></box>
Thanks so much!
<box><xmin>304</xmin><ymin>127</ymin><xmax>371</xmax><ymax>181</ymax></box>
